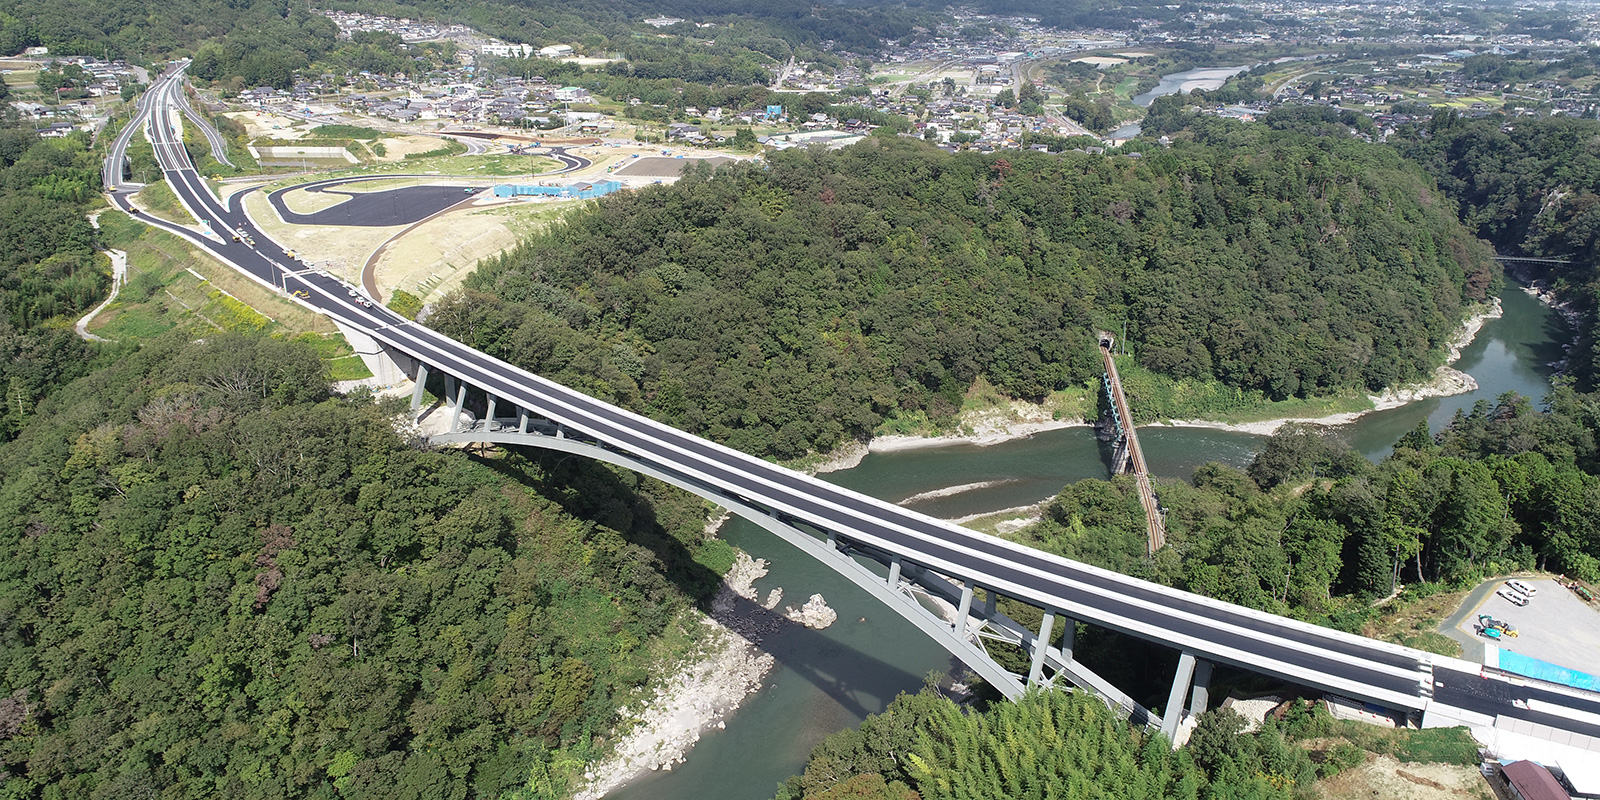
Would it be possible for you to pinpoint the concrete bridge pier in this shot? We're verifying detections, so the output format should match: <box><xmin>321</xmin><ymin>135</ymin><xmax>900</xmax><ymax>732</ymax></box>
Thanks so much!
<box><xmin>1160</xmin><ymin>651</ymin><xmax>1214</xmax><ymax>743</ymax></box>
<box><xmin>411</xmin><ymin>363</ymin><xmax>428</xmax><ymax>414</ymax></box>
<box><xmin>332</xmin><ymin>319</ymin><xmax>412</xmax><ymax>385</ymax></box>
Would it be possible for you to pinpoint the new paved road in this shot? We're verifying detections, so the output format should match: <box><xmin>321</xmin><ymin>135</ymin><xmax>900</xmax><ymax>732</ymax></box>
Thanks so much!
<box><xmin>268</xmin><ymin>182</ymin><xmax>482</xmax><ymax>227</ymax></box>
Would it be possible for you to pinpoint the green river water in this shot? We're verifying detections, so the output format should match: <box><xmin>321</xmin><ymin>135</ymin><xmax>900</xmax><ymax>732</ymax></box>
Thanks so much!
<box><xmin>606</xmin><ymin>282</ymin><xmax>1570</xmax><ymax>800</ymax></box>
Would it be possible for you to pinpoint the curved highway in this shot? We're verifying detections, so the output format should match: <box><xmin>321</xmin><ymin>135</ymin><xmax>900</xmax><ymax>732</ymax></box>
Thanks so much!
<box><xmin>545</xmin><ymin>146</ymin><xmax>591</xmax><ymax>174</ymax></box>
<box><xmin>111</xmin><ymin>65</ymin><xmax>1600</xmax><ymax>744</ymax></box>
<box><xmin>175</xmin><ymin>87</ymin><xmax>234</xmax><ymax>167</ymax></box>
<box><xmin>265</xmin><ymin>180</ymin><xmax>484</xmax><ymax>227</ymax></box>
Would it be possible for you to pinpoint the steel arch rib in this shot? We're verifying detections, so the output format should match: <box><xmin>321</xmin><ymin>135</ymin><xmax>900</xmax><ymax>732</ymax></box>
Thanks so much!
<box><xmin>431</xmin><ymin>429</ymin><xmax>1033</xmax><ymax>699</ymax></box>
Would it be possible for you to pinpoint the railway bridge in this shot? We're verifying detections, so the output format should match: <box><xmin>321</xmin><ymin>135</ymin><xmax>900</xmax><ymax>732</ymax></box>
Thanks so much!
<box><xmin>1099</xmin><ymin>333</ymin><xmax>1167</xmax><ymax>554</ymax></box>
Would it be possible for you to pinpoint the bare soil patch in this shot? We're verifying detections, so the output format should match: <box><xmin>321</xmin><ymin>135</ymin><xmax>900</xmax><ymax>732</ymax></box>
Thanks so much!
<box><xmin>243</xmin><ymin>191</ymin><xmax>401</xmax><ymax>278</ymax></box>
<box><xmin>1316</xmin><ymin>755</ymin><xmax>1490</xmax><ymax>800</ymax></box>
<box><xmin>225</xmin><ymin>110</ymin><xmax>313</xmax><ymax>140</ymax></box>
<box><xmin>372</xmin><ymin>135</ymin><xmax>450</xmax><ymax>160</ymax></box>
<box><xmin>373</xmin><ymin>202</ymin><xmax>561</xmax><ymax>301</ymax></box>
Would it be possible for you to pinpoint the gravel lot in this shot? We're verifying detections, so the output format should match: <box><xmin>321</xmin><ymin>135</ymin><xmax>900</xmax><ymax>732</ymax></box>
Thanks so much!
<box><xmin>1454</xmin><ymin>577</ymin><xmax>1600</xmax><ymax>672</ymax></box>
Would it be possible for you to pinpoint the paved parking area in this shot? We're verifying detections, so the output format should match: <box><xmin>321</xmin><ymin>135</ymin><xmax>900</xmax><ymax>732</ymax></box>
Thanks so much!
<box><xmin>1454</xmin><ymin>578</ymin><xmax>1600</xmax><ymax>673</ymax></box>
<box><xmin>611</xmin><ymin>156</ymin><xmax>735</xmax><ymax>178</ymax></box>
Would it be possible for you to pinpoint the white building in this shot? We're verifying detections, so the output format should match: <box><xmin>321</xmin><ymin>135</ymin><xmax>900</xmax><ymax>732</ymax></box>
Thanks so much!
<box><xmin>480</xmin><ymin>43</ymin><xmax>534</xmax><ymax>58</ymax></box>
<box><xmin>538</xmin><ymin>44</ymin><xmax>574</xmax><ymax>58</ymax></box>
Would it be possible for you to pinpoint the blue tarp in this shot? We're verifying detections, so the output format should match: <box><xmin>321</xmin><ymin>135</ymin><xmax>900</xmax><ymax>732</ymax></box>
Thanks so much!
<box><xmin>494</xmin><ymin>180</ymin><xmax>621</xmax><ymax>200</ymax></box>
<box><xmin>1497</xmin><ymin>649</ymin><xmax>1600</xmax><ymax>692</ymax></box>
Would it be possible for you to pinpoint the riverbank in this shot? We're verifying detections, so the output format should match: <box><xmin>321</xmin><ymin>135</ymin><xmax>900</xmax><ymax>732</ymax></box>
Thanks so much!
<box><xmin>574</xmin><ymin>553</ymin><xmax>777</xmax><ymax>800</ymax></box>
<box><xmin>1163</xmin><ymin>297</ymin><xmax>1501</xmax><ymax>435</ymax></box>
<box><xmin>575</xmin><ymin>548</ymin><xmax>839</xmax><ymax>799</ymax></box>
<box><xmin>811</xmin><ymin>403</ymin><xmax>1089</xmax><ymax>475</ymax></box>
<box><xmin>809</xmin><ymin>298</ymin><xmax>1505</xmax><ymax>470</ymax></box>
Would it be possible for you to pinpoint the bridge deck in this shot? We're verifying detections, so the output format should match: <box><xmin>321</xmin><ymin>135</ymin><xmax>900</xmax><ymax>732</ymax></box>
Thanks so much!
<box><xmin>109</xmin><ymin>62</ymin><xmax>1600</xmax><ymax>748</ymax></box>
<box><xmin>1101</xmin><ymin>345</ymin><xmax>1166</xmax><ymax>553</ymax></box>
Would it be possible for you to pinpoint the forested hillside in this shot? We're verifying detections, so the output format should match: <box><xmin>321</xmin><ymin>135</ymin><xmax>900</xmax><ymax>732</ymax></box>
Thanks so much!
<box><xmin>445</xmin><ymin>132</ymin><xmax>1497</xmax><ymax>460</ymax></box>
<box><xmin>0</xmin><ymin>125</ymin><xmax>110</xmax><ymax>442</ymax></box>
<box><xmin>1019</xmin><ymin>385</ymin><xmax>1600</xmax><ymax>635</ymax></box>
<box><xmin>0</xmin><ymin>0</ymin><xmax>932</xmax><ymax>88</ymax></box>
<box><xmin>0</xmin><ymin>333</ymin><xmax>734</xmax><ymax>799</ymax></box>
<box><xmin>1392</xmin><ymin>113</ymin><xmax>1600</xmax><ymax>390</ymax></box>
<box><xmin>772</xmin><ymin>686</ymin><xmax>1414</xmax><ymax>800</ymax></box>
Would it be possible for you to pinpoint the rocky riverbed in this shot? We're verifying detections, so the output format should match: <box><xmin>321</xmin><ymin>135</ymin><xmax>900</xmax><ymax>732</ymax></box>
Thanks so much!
<box><xmin>575</xmin><ymin>551</ymin><xmax>837</xmax><ymax>799</ymax></box>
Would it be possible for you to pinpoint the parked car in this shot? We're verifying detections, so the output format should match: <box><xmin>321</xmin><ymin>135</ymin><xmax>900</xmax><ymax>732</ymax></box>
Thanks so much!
<box><xmin>1496</xmin><ymin>587</ymin><xmax>1530</xmax><ymax>607</ymax></box>
<box><xmin>1506</xmin><ymin>579</ymin><xmax>1538</xmax><ymax>598</ymax></box>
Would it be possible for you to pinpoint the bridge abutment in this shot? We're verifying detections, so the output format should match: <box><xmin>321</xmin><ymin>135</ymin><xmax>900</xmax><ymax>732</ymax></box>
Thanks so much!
<box><xmin>332</xmin><ymin>319</ymin><xmax>412</xmax><ymax>385</ymax></box>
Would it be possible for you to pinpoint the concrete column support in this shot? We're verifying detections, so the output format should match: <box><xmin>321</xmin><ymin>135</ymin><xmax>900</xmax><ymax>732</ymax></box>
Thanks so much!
<box><xmin>484</xmin><ymin>394</ymin><xmax>496</xmax><ymax>430</ymax></box>
<box><xmin>887</xmin><ymin>555</ymin><xmax>902</xmax><ymax>589</ymax></box>
<box><xmin>1161</xmin><ymin>651</ymin><xmax>1198</xmax><ymax>742</ymax></box>
<box><xmin>956</xmin><ymin>582</ymin><xmax>975</xmax><ymax>638</ymax></box>
<box><xmin>983</xmin><ymin>588</ymin><xmax>997</xmax><ymax>617</ymax></box>
<box><xmin>1189</xmin><ymin>659</ymin><xmax>1213</xmax><ymax>717</ymax></box>
<box><xmin>1061</xmin><ymin>617</ymin><xmax>1075</xmax><ymax>664</ymax></box>
<box><xmin>518</xmin><ymin>408</ymin><xmax>528</xmax><ymax>434</ymax></box>
<box><xmin>449</xmin><ymin>381</ymin><xmax>466</xmax><ymax>435</ymax></box>
<box><xmin>1028</xmin><ymin>610</ymin><xmax>1056</xmax><ymax>687</ymax></box>
<box><xmin>411</xmin><ymin>363</ymin><xmax>429</xmax><ymax>414</ymax></box>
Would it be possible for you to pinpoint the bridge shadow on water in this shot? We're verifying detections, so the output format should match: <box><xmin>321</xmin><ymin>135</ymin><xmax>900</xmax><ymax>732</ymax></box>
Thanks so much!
<box><xmin>471</xmin><ymin>444</ymin><xmax>933</xmax><ymax>721</ymax></box>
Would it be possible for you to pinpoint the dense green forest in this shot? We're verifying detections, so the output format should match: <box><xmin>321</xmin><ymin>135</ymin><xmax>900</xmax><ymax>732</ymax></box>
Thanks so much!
<box><xmin>0</xmin><ymin>124</ymin><xmax>109</xmax><ymax>442</ymax></box>
<box><xmin>1026</xmin><ymin>387</ymin><xmax>1600</xmax><ymax>632</ymax></box>
<box><xmin>0</xmin><ymin>0</ymin><xmax>932</xmax><ymax>88</ymax></box>
<box><xmin>443</xmin><ymin>131</ymin><xmax>1496</xmax><ymax>460</ymax></box>
<box><xmin>0</xmin><ymin>332</ymin><xmax>737</xmax><ymax>799</ymax></box>
<box><xmin>772</xmin><ymin>686</ymin><xmax>1401</xmax><ymax>800</ymax></box>
<box><xmin>1391</xmin><ymin>113</ymin><xmax>1600</xmax><ymax>390</ymax></box>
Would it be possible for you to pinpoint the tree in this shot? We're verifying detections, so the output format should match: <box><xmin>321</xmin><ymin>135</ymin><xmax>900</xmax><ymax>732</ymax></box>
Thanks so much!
<box><xmin>386</xmin><ymin>289</ymin><xmax>423</xmax><ymax>320</ymax></box>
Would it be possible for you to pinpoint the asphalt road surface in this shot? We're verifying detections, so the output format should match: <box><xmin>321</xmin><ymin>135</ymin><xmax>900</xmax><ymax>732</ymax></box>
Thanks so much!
<box><xmin>1433</xmin><ymin>666</ymin><xmax>1600</xmax><ymax>739</ymax></box>
<box><xmin>268</xmin><ymin>183</ymin><xmax>481</xmax><ymax>227</ymax></box>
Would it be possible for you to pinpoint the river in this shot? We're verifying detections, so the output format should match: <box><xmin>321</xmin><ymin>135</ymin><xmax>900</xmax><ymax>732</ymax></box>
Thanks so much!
<box><xmin>1132</xmin><ymin>65</ymin><xmax>1251</xmax><ymax>108</ymax></box>
<box><xmin>1108</xmin><ymin>64</ymin><xmax>1254</xmax><ymax>141</ymax></box>
<box><xmin>606</xmin><ymin>282</ymin><xmax>1568</xmax><ymax>800</ymax></box>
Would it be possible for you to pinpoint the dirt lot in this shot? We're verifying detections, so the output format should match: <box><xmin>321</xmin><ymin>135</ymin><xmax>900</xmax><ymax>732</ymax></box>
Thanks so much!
<box><xmin>225</xmin><ymin>110</ymin><xmax>313</xmax><ymax>140</ymax></box>
<box><xmin>243</xmin><ymin>191</ymin><xmax>402</xmax><ymax>278</ymax></box>
<box><xmin>1453</xmin><ymin>577</ymin><xmax>1600</xmax><ymax>673</ymax></box>
<box><xmin>1316</xmin><ymin>755</ymin><xmax>1490</xmax><ymax>800</ymax></box>
<box><xmin>372</xmin><ymin>200</ymin><xmax>568</xmax><ymax>302</ymax></box>
<box><xmin>372</xmin><ymin>135</ymin><xmax>449</xmax><ymax>160</ymax></box>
